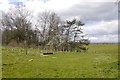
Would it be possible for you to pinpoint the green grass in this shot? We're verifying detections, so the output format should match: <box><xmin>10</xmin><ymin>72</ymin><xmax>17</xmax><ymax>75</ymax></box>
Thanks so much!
<box><xmin>2</xmin><ymin>44</ymin><xmax>118</xmax><ymax>78</ymax></box>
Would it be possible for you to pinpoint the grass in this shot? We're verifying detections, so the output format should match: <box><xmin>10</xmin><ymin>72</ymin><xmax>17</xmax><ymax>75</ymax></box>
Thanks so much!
<box><xmin>2</xmin><ymin>44</ymin><xmax>118</xmax><ymax>78</ymax></box>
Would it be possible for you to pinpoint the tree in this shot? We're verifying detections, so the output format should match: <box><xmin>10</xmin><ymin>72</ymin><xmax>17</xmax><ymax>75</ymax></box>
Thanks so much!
<box><xmin>1</xmin><ymin>7</ymin><xmax>33</xmax><ymax>45</ymax></box>
<box><xmin>1</xmin><ymin>7</ymin><xmax>35</xmax><ymax>54</ymax></box>
<box><xmin>61</xmin><ymin>18</ymin><xmax>89</xmax><ymax>51</ymax></box>
<box><xmin>1</xmin><ymin>7</ymin><xmax>89</xmax><ymax>52</ymax></box>
<box><xmin>35</xmin><ymin>11</ymin><xmax>50</xmax><ymax>49</ymax></box>
<box><xmin>36</xmin><ymin>11</ymin><xmax>61</xmax><ymax>50</ymax></box>
<box><xmin>47</xmin><ymin>12</ymin><xmax>61</xmax><ymax>50</ymax></box>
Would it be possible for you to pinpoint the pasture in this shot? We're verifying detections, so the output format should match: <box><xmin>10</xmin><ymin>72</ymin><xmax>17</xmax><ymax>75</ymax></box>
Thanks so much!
<box><xmin>2</xmin><ymin>44</ymin><xmax>118</xmax><ymax>78</ymax></box>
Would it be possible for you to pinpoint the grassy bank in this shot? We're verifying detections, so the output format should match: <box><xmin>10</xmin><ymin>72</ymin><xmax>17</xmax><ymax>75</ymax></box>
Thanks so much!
<box><xmin>2</xmin><ymin>44</ymin><xmax>118</xmax><ymax>78</ymax></box>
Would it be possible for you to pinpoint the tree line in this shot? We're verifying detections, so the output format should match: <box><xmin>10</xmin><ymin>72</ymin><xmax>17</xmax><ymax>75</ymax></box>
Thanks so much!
<box><xmin>0</xmin><ymin>7</ymin><xmax>90</xmax><ymax>52</ymax></box>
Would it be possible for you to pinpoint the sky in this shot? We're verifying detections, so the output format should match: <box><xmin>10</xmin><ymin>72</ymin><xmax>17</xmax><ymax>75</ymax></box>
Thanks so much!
<box><xmin>0</xmin><ymin>0</ymin><xmax>119</xmax><ymax>43</ymax></box>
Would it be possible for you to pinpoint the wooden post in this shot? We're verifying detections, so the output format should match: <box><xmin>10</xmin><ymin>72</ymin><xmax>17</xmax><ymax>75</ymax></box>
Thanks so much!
<box><xmin>25</xmin><ymin>28</ymin><xmax>28</xmax><ymax>55</ymax></box>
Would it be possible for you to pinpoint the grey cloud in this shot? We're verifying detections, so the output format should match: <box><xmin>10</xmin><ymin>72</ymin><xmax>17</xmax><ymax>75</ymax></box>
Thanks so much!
<box><xmin>58</xmin><ymin>2</ymin><xmax>118</xmax><ymax>22</ymax></box>
<box><xmin>88</xmin><ymin>34</ymin><xmax>118</xmax><ymax>43</ymax></box>
<box><xmin>57</xmin><ymin>2</ymin><xmax>118</xmax><ymax>43</ymax></box>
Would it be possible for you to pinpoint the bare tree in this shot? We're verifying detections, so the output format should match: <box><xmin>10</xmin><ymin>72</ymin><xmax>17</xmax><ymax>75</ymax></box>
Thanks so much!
<box><xmin>36</xmin><ymin>11</ymin><xmax>50</xmax><ymax>49</ymax></box>
<box><xmin>1</xmin><ymin>7</ymin><xmax>33</xmax><ymax>54</ymax></box>
<box><xmin>36</xmin><ymin>11</ymin><xmax>61</xmax><ymax>50</ymax></box>
<box><xmin>47</xmin><ymin>12</ymin><xmax>61</xmax><ymax>50</ymax></box>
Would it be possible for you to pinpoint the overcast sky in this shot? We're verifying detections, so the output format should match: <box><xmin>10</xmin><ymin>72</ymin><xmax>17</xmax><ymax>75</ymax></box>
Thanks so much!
<box><xmin>0</xmin><ymin>0</ymin><xmax>118</xmax><ymax>43</ymax></box>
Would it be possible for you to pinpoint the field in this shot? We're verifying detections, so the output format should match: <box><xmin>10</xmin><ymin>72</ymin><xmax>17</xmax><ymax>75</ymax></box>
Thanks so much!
<box><xmin>2</xmin><ymin>44</ymin><xmax>119</xmax><ymax>78</ymax></box>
